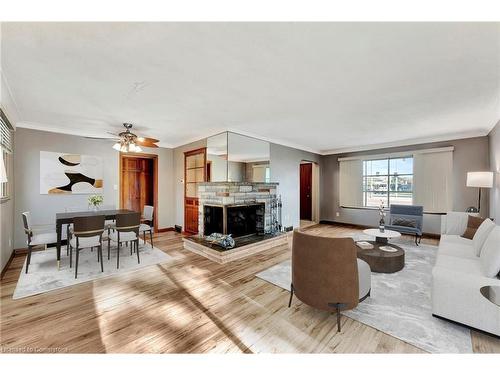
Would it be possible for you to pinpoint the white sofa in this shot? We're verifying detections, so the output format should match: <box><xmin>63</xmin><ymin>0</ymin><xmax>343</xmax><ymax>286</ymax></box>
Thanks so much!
<box><xmin>432</xmin><ymin>212</ymin><xmax>500</xmax><ymax>336</ymax></box>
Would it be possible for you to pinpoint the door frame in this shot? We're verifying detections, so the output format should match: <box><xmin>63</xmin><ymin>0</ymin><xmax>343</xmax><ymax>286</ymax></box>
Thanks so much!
<box><xmin>119</xmin><ymin>152</ymin><xmax>159</xmax><ymax>232</ymax></box>
<box><xmin>299</xmin><ymin>160</ymin><xmax>320</xmax><ymax>224</ymax></box>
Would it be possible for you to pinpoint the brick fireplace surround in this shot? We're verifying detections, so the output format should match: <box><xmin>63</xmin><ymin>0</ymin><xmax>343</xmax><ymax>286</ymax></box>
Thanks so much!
<box><xmin>197</xmin><ymin>182</ymin><xmax>279</xmax><ymax>236</ymax></box>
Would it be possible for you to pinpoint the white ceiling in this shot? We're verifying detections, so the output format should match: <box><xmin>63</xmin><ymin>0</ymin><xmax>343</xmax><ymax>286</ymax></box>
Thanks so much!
<box><xmin>1</xmin><ymin>22</ymin><xmax>499</xmax><ymax>154</ymax></box>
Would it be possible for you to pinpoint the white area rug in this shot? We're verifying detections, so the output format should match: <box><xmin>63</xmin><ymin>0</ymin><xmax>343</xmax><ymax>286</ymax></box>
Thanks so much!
<box><xmin>13</xmin><ymin>243</ymin><xmax>173</xmax><ymax>299</ymax></box>
<box><xmin>256</xmin><ymin>235</ymin><xmax>473</xmax><ymax>354</ymax></box>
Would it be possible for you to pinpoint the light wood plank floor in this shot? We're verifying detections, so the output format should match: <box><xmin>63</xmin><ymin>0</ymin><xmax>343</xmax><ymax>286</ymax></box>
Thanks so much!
<box><xmin>1</xmin><ymin>224</ymin><xmax>499</xmax><ymax>353</ymax></box>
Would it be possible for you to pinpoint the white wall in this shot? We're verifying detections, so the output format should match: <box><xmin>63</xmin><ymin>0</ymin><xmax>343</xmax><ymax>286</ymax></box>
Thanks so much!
<box><xmin>490</xmin><ymin>121</ymin><xmax>500</xmax><ymax>221</ymax></box>
<box><xmin>13</xmin><ymin>128</ymin><xmax>174</xmax><ymax>249</ymax></box>
<box><xmin>270</xmin><ymin>143</ymin><xmax>321</xmax><ymax>229</ymax></box>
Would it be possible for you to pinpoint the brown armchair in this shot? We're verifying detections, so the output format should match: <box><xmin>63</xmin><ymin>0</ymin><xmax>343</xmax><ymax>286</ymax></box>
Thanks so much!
<box><xmin>289</xmin><ymin>230</ymin><xmax>371</xmax><ymax>332</ymax></box>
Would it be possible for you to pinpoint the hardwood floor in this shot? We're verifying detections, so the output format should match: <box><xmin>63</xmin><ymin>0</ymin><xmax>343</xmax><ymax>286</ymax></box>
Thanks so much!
<box><xmin>1</xmin><ymin>224</ymin><xmax>499</xmax><ymax>353</ymax></box>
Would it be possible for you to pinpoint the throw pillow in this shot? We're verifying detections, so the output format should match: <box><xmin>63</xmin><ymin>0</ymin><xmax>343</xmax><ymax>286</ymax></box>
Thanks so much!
<box><xmin>479</xmin><ymin>226</ymin><xmax>500</xmax><ymax>277</ymax></box>
<box><xmin>392</xmin><ymin>217</ymin><xmax>417</xmax><ymax>228</ymax></box>
<box><xmin>461</xmin><ymin>216</ymin><xmax>486</xmax><ymax>239</ymax></box>
<box><xmin>472</xmin><ymin>219</ymin><xmax>496</xmax><ymax>256</ymax></box>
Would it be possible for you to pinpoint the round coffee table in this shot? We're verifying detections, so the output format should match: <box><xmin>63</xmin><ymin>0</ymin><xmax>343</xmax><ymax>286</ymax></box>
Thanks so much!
<box><xmin>363</xmin><ymin>228</ymin><xmax>401</xmax><ymax>244</ymax></box>
<box><xmin>356</xmin><ymin>241</ymin><xmax>405</xmax><ymax>273</ymax></box>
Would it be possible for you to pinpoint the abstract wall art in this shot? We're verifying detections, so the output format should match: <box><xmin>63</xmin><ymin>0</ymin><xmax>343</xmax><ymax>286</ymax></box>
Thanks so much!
<box><xmin>40</xmin><ymin>151</ymin><xmax>103</xmax><ymax>194</ymax></box>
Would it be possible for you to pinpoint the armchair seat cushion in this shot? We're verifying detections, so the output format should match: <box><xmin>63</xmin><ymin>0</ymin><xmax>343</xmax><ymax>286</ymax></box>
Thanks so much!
<box><xmin>357</xmin><ymin>258</ymin><xmax>371</xmax><ymax>300</ymax></box>
<box><xmin>70</xmin><ymin>235</ymin><xmax>102</xmax><ymax>249</ymax></box>
<box><xmin>385</xmin><ymin>224</ymin><xmax>421</xmax><ymax>235</ymax></box>
<box><xmin>109</xmin><ymin>231</ymin><xmax>138</xmax><ymax>242</ymax></box>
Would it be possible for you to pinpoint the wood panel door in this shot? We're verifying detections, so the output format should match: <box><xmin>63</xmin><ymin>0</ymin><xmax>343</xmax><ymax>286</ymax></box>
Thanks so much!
<box><xmin>184</xmin><ymin>148</ymin><xmax>207</xmax><ymax>234</ymax></box>
<box><xmin>300</xmin><ymin>163</ymin><xmax>313</xmax><ymax>221</ymax></box>
<box><xmin>121</xmin><ymin>156</ymin><xmax>155</xmax><ymax>224</ymax></box>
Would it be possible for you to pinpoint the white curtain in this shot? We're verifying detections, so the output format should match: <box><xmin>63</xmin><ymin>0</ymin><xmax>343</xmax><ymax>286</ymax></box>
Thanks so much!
<box><xmin>339</xmin><ymin>159</ymin><xmax>363</xmax><ymax>207</ymax></box>
<box><xmin>413</xmin><ymin>150</ymin><xmax>453</xmax><ymax>213</ymax></box>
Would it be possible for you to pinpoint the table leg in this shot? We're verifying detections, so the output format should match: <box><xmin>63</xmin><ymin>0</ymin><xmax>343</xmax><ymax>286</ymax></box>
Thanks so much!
<box><xmin>56</xmin><ymin>222</ymin><xmax>62</xmax><ymax>270</ymax></box>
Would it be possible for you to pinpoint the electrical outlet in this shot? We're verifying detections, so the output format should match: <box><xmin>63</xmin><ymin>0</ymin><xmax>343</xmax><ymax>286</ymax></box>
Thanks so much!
<box><xmin>336</xmin><ymin>212</ymin><xmax>340</xmax><ymax>217</ymax></box>
<box><xmin>8</xmin><ymin>238</ymin><xmax>12</xmax><ymax>247</ymax></box>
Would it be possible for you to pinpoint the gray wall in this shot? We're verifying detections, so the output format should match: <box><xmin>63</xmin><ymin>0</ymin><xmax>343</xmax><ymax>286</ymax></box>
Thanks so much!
<box><xmin>490</xmin><ymin>121</ymin><xmax>500</xmax><ymax>222</ymax></box>
<box><xmin>270</xmin><ymin>143</ymin><xmax>321</xmax><ymax>229</ymax></box>
<box><xmin>320</xmin><ymin>136</ymin><xmax>490</xmax><ymax>234</ymax></box>
<box><xmin>13</xmin><ymin>128</ymin><xmax>175</xmax><ymax>249</ymax></box>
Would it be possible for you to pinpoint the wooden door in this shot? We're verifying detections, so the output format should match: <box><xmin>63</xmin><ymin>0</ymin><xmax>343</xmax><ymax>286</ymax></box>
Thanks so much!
<box><xmin>184</xmin><ymin>148</ymin><xmax>207</xmax><ymax>234</ymax></box>
<box><xmin>121</xmin><ymin>156</ymin><xmax>154</xmax><ymax>219</ymax></box>
<box><xmin>300</xmin><ymin>163</ymin><xmax>313</xmax><ymax>221</ymax></box>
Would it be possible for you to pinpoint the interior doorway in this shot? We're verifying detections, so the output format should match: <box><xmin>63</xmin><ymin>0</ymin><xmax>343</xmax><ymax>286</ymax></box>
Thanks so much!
<box><xmin>120</xmin><ymin>153</ymin><xmax>158</xmax><ymax>232</ymax></box>
<box><xmin>300</xmin><ymin>161</ymin><xmax>320</xmax><ymax>226</ymax></box>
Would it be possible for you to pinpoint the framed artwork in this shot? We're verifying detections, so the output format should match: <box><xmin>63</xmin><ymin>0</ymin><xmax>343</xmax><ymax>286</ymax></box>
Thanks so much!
<box><xmin>40</xmin><ymin>151</ymin><xmax>103</xmax><ymax>194</ymax></box>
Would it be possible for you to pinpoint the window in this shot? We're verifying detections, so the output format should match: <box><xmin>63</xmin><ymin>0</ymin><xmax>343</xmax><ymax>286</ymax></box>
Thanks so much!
<box><xmin>0</xmin><ymin>109</ymin><xmax>13</xmax><ymax>202</ymax></box>
<box><xmin>362</xmin><ymin>157</ymin><xmax>413</xmax><ymax>207</ymax></box>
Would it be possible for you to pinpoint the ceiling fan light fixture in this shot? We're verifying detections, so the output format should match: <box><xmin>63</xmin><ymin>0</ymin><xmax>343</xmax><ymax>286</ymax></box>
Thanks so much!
<box><xmin>135</xmin><ymin>145</ymin><xmax>143</xmax><ymax>153</ymax></box>
<box><xmin>112</xmin><ymin>142</ymin><xmax>122</xmax><ymax>151</ymax></box>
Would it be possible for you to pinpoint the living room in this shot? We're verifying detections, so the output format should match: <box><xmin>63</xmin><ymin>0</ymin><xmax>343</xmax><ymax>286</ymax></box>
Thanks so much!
<box><xmin>1</xmin><ymin>2</ymin><xmax>499</xmax><ymax>373</ymax></box>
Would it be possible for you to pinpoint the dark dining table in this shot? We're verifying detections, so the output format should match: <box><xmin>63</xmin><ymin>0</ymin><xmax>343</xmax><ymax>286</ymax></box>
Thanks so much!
<box><xmin>55</xmin><ymin>209</ymin><xmax>133</xmax><ymax>269</ymax></box>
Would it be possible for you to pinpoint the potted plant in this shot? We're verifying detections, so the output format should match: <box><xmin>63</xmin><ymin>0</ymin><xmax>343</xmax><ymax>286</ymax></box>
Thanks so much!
<box><xmin>88</xmin><ymin>194</ymin><xmax>104</xmax><ymax>211</ymax></box>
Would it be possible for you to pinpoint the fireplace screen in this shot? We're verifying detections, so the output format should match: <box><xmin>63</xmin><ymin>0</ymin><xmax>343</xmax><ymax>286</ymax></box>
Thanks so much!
<box><xmin>204</xmin><ymin>203</ymin><xmax>265</xmax><ymax>238</ymax></box>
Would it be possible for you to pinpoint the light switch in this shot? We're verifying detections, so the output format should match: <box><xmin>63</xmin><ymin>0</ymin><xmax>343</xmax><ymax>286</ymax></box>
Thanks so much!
<box><xmin>113</xmin><ymin>184</ymin><xmax>118</xmax><ymax>190</ymax></box>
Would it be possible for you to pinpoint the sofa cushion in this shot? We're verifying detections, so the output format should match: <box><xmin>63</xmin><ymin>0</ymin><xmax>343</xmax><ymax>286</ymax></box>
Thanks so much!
<box><xmin>435</xmin><ymin>254</ymin><xmax>483</xmax><ymax>276</ymax></box>
<box><xmin>462</xmin><ymin>216</ymin><xmax>486</xmax><ymax>239</ymax></box>
<box><xmin>438</xmin><ymin>235</ymin><xmax>476</xmax><ymax>259</ymax></box>
<box><xmin>479</xmin><ymin>226</ymin><xmax>500</xmax><ymax>277</ymax></box>
<box><xmin>472</xmin><ymin>219</ymin><xmax>496</xmax><ymax>256</ymax></box>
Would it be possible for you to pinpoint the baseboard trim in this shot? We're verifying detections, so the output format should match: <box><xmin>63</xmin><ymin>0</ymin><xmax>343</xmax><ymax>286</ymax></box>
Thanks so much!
<box><xmin>432</xmin><ymin>314</ymin><xmax>500</xmax><ymax>339</ymax></box>
<box><xmin>157</xmin><ymin>227</ymin><xmax>175</xmax><ymax>233</ymax></box>
<box><xmin>318</xmin><ymin>220</ymin><xmax>440</xmax><ymax>239</ymax></box>
<box><xmin>0</xmin><ymin>249</ymin><xmax>15</xmax><ymax>280</ymax></box>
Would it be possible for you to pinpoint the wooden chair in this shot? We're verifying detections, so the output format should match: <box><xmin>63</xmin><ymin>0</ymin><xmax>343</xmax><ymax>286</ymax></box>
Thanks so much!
<box><xmin>108</xmin><ymin>212</ymin><xmax>141</xmax><ymax>269</ymax></box>
<box><xmin>289</xmin><ymin>230</ymin><xmax>371</xmax><ymax>332</ymax></box>
<box><xmin>22</xmin><ymin>212</ymin><xmax>57</xmax><ymax>273</ymax></box>
<box><xmin>139</xmin><ymin>205</ymin><xmax>154</xmax><ymax>248</ymax></box>
<box><xmin>69</xmin><ymin>215</ymin><xmax>106</xmax><ymax>279</ymax></box>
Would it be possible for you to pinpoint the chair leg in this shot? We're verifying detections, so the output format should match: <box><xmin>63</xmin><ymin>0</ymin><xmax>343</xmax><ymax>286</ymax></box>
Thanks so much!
<box><xmin>108</xmin><ymin>237</ymin><xmax>111</xmax><ymax>260</ymax></box>
<box><xmin>336</xmin><ymin>305</ymin><xmax>342</xmax><ymax>332</ymax></box>
<box><xmin>419</xmin><ymin>235</ymin><xmax>422</xmax><ymax>244</ymax></box>
<box><xmin>117</xmin><ymin>242</ymin><xmax>120</xmax><ymax>269</ymax></box>
<box><xmin>66</xmin><ymin>226</ymin><xmax>70</xmax><ymax>256</ymax></box>
<box><xmin>130</xmin><ymin>240</ymin><xmax>133</xmax><ymax>256</ymax></box>
<box><xmin>69</xmin><ymin>244</ymin><xmax>73</xmax><ymax>268</ymax></box>
<box><xmin>288</xmin><ymin>283</ymin><xmax>294</xmax><ymax>307</ymax></box>
<box><xmin>136</xmin><ymin>240</ymin><xmax>140</xmax><ymax>264</ymax></box>
<box><xmin>143</xmin><ymin>232</ymin><xmax>146</xmax><ymax>245</ymax></box>
<box><xmin>97</xmin><ymin>245</ymin><xmax>100</xmax><ymax>262</ymax></box>
<box><xmin>415</xmin><ymin>235</ymin><xmax>418</xmax><ymax>246</ymax></box>
<box><xmin>26</xmin><ymin>245</ymin><xmax>32</xmax><ymax>273</ymax></box>
<box><xmin>150</xmin><ymin>230</ymin><xmax>153</xmax><ymax>248</ymax></box>
<box><xmin>99</xmin><ymin>245</ymin><xmax>104</xmax><ymax>272</ymax></box>
<box><xmin>75</xmin><ymin>248</ymin><xmax>79</xmax><ymax>279</ymax></box>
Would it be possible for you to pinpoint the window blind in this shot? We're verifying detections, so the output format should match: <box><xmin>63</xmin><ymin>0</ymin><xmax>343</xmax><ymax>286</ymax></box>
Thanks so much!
<box><xmin>413</xmin><ymin>150</ymin><xmax>453</xmax><ymax>213</ymax></box>
<box><xmin>339</xmin><ymin>159</ymin><xmax>363</xmax><ymax>207</ymax></box>
<box><xmin>0</xmin><ymin>109</ymin><xmax>13</xmax><ymax>153</ymax></box>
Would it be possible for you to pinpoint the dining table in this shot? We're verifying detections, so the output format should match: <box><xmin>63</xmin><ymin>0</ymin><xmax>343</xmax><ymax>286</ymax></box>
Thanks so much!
<box><xmin>55</xmin><ymin>208</ymin><xmax>134</xmax><ymax>270</ymax></box>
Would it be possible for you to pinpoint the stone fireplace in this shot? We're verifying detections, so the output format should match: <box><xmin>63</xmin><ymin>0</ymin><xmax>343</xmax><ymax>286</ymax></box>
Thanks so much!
<box><xmin>197</xmin><ymin>182</ymin><xmax>279</xmax><ymax>236</ymax></box>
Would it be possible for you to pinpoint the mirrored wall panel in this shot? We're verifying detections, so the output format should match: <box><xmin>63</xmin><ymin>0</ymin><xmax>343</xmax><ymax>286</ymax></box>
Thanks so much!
<box><xmin>205</xmin><ymin>131</ymin><xmax>271</xmax><ymax>183</ymax></box>
<box><xmin>206</xmin><ymin>132</ymin><xmax>228</xmax><ymax>182</ymax></box>
<box><xmin>227</xmin><ymin>132</ymin><xmax>270</xmax><ymax>183</ymax></box>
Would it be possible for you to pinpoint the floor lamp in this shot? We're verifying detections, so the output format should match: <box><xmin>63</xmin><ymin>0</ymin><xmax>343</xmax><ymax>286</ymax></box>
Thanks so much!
<box><xmin>466</xmin><ymin>171</ymin><xmax>494</xmax><ymax>213</ymax></box>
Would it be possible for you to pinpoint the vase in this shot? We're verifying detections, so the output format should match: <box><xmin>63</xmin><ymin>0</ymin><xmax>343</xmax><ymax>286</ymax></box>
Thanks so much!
<box><xmin>379</xmin><ymin>217</ymin><xmax>385</xmax><ymax>233</ymax></box>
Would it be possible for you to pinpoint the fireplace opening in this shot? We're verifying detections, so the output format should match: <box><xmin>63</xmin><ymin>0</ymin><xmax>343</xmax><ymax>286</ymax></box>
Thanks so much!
<box><xmin>204</xmin><ymin>203</ymin><xmax>265</xmax><ymax>238</ymax></box>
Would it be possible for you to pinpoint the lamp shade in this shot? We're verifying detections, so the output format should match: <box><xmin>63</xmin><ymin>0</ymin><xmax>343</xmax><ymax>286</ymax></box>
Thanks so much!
<box><xmin>466</xmin><ymin>171</ymin><xmax>494</xmax><ymax>188</ymax></box>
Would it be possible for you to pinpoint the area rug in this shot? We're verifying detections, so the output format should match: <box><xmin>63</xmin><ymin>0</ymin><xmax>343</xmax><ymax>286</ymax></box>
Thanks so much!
<box><xmin>13</xmin><ymin>243</ymin><xmax>173</xmax><ymax>300</ymax></box>
<box><xmin>256</xmin><ymin>235</ymin><xmax>473</xmax><ymax>353</ymax></box>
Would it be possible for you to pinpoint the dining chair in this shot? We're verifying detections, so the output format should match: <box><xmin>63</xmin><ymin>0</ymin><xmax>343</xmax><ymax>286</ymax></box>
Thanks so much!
<box><xmin>69</xmin><ymin>215</ymin><xmax>106</xmax><ymax>279</ymax></box>
<box><xmin>22</xmin><ymin>212</ymin><xmax>57</xmax><ymax>273</ymax></box>
<box><xmin>65</xmin><ymin>206</ymin><xmax>87</xmax><ymax>256</ymax></box>
<box><xmin>140</xmin><ymin>205</ymin><xmax>154</xmax><ymax>248</ymax></box>
<box><xmin>108</xmin><ymin>212</ymin><xmax>141</xmax><ymax>268</ymax></box>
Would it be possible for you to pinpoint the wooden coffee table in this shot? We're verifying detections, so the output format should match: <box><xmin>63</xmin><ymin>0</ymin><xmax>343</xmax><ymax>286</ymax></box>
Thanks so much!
<box><xmin>356</xmin><ymin>241</ymin><xmax>405</xmax><ymax>273</ymax></box>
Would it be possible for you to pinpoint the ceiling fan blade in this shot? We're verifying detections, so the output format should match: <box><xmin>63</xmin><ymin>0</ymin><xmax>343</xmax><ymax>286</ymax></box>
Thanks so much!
<box><xmin>136</xmin><ymin>137</ymin><xmax>159</xmax><ymax>143</ymax></box>
<box><xmin>85</xmin><ymin>136</ymin><xmax>119</xmax><ymax>141</ymax></box>
<box><xmin>136</xmin><ymin>140</ymin><xmax>159</xmax><ymax>148</ymax></box>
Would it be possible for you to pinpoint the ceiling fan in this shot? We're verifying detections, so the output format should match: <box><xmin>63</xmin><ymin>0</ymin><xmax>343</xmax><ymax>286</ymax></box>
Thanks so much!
<box><xmin>110</xmin><ymin>123</ymin><xmax>159</xmax><ymax>152</ymax></box>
